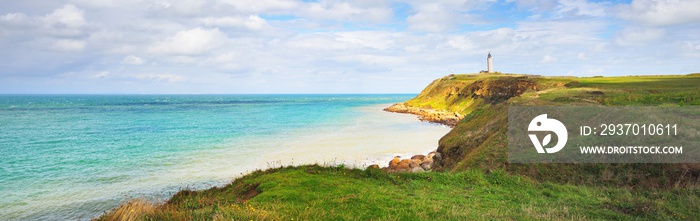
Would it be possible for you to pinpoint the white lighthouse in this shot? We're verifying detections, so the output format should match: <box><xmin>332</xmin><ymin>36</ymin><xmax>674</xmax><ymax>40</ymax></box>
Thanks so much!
<box><xmin>487</xmin><ymin>52</ymin><xmax>493</xmax><ymax>73</ymax></box>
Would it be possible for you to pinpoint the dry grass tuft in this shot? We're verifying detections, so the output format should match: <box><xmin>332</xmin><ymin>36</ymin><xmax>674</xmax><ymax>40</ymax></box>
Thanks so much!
<box><xmin>94</xmin><ymin>199</ymin><xmax>156</xmax><ymax>221</ymax></box>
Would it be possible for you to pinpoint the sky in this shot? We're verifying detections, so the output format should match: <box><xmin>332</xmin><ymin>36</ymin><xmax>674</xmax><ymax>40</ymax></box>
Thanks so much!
<box><xmin>0</xmin><ymin>0</ymin><xmax>699</xmax><ymax>94</ymax></box>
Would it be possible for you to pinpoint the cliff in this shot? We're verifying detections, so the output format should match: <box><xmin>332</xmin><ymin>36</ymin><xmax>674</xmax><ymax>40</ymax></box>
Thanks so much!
<box><xmin>402</xmin><ymin>73</ymin><xmax>700</xmax><ymax>187</ymax></box>
<box><xmin>383</xmin><ymin>74</ymin><xmax>541</xmax><ymax>127</ymax></box>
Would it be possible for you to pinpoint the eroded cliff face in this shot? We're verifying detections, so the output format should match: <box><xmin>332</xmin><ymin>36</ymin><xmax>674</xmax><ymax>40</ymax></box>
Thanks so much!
<box><xmin>384</xmin><ymin>75</ymin><xmax>537</xmax><ymax>127</ymax></box>
<box><xmin>433</xmin><ymin>104</ymin><xmax>508</xmax><ymax>171</ymax></box>
<box><xmin>465</xmin><ymin>77</ymin><xmax>537</xmax><ymax>104</ymax></box>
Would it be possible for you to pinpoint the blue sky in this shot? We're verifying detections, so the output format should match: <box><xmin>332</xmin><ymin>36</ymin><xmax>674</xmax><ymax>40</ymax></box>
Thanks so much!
<box><xmin>1</xmin><ymin>0</ymin><xmax>699</xmax><ymax>94</ymax></box>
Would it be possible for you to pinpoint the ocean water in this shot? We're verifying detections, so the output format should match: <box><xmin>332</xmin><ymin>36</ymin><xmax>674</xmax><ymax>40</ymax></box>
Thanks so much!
<box><xmin>0</xmin><ymin>94</ymin><xmax>451</xmax><ymax>220</ymax></box>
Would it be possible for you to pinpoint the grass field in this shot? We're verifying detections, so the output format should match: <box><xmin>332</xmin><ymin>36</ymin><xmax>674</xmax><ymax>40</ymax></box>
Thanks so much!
<box><xmin>408</xmin><ymin>73</ymin><xmax>700</xmax><ymax>113</ymax></box>
<box><xmin>97</xmin><ymin>165</ymin><xmax>700</xmax><ymax>221</ymax></box>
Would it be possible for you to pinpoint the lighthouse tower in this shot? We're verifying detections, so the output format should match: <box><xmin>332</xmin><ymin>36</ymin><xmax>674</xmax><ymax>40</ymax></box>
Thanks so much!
<box><xmin>487</xmin><ymin>52</ymin><xmax>493</xmax><ymax>73</ymax></box>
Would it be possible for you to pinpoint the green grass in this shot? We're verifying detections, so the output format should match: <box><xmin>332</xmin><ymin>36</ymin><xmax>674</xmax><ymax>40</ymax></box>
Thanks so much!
<box><xmin>413</xmin><ymin>73</ymin><xmax>700</xmax><ymax>108</ymax></box>
<box><xmin>529</xmin><ymin>74</ymin><xmax>700</xmax><ymax>106</ymax></box>
<box><xmin>435</xmin><ymin>74</ymin><xmax>700</xmax><ymax>187</ymax></box>
<box><xmin>404</xmin><ymin>74</ymin><xmax>483</xmax><ymax>114</ymax></box>
<box><xmin>97</xmin><ymin>165</ymin><xmax>700</xmax><ymax>220</ymax></box>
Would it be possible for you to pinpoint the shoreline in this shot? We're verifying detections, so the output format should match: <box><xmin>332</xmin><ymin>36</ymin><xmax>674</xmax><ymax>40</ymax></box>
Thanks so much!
<box><xmin>2</xmin><ymin>95</ymin><xmax>453</xmax><ymax>221</ymax></box>
<box><xmin>367</xmin><ymin>103</ymin><xmax>455</xmax><ymax>173</ymax></box>
<box><xmin>383</xmin><ymin>103</ymin><xmax>464</xmax><ymax>127</ymax></box>
<box><xmin>257</xmin><ymin>103</ymin><xmax>451</xmax><ymax>170</ymax></box>
<box><xmin>92</xmin><ymin>102</ymin><xmax>451</xmax><ymax>219</ymax></box>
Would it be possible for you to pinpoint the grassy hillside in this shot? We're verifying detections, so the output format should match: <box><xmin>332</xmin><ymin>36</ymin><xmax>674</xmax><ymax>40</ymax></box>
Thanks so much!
<box><xmin>97</xmin><ymin>165</ymin><xmax>699</xmax><ymax>221</ymax></box>
<box><xmin>431</xmin><ymin>73</ymin><xmax>700</xmax><ymax>187</ymax></box>
<box><xmin>407</xmin><ymin>73</ymin><xmax>700</xmax><ymax>112</ymax></box>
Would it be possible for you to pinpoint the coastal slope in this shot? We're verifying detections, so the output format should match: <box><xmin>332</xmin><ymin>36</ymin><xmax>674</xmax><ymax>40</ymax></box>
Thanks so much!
<box><xmin>96</xmin><ymin>165</ymin><xmax>699</xmax><ymax>220</ymax></box>
<box><xmin>402</xmin><ymin>73</ymin><xmax>700</xmax><ymax>187</ymax></box>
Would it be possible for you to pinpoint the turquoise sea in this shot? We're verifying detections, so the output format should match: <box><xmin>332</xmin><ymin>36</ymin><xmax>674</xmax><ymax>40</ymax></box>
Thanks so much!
<box><xmin>0</xmin><ymin>95</ymin><xmax>450</xmax><ymax>220</ymax></box>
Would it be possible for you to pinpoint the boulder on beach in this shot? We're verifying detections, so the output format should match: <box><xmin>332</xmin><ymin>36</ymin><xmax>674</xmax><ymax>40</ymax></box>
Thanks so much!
<box><xmin>420</xmin><ymin>161</ymin><xmax>432</xmax><ymax>170</ymax></box>
<box><xmin>411</xmin><ymin>155</ymin><xmax>425</xmax><ymax>160</ymax></box>
<box><xmin>408</xmin><ymin>161</ymin><xmax>420</xmax><ymax>168</ymax></box>
<box><xmin>427</xmin><ymin>151</ymin><xmax>442</xmax><ymax>161</ymax></box>
<box><xmin>381</xmin><ymin>151</ymin><xmax>439</xmax><ymax>173</ymax></box>
<box><xmin>389</xmin><ymin>156</ymin><xmax>401</xmax><ymax>169</ymax></box>
<box><xmin>396</xmin><ymin>161</ymin><xmax>410</xmax><ymax>170</ymax></box>
<box><xmin>411</xmin><ymin>159</ymin><xmax>423</xmax><ymax>165</ymax></box>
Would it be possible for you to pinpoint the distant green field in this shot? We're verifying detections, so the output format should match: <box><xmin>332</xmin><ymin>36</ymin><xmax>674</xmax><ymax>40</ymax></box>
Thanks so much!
<box><xmin>97</xmin><ymin>165</ymin><xmax>699</xmax><ymax>221</ymax></box>
<box><xmin>571</xmin><ymin>75</ymin><xmax>700</xmax><ymax>106</ymax></box>
<box><xmin>408</xmin><ymin>73</ymin><xmax>700</xmax><ymax>115</ymax></box>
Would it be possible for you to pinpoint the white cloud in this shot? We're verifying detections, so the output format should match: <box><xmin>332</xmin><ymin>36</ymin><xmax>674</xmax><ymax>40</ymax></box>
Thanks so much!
<box><xmin>447</xmin><ymin>36</ymin><xmax>475</xmax><ymax>51</ymax></box>
<box><xmin>681</xmin><ymin>41</ymin><xmax>700</xmax><ymax>51</ymax></box>
<box><xmin>286</xmin><ymin>31</ymin><xmax>398</xmax><ymax>51</ymax></box>
<box><xmin>556</xmin><ymin>0</ymin><xmax>607</xmax><ymax>17</ymax></box>
<box><xmin>515</xmin><ymin>20</ymin><xmax>605</xmax><ymax>45</ymax></box>
<box><xmin>586</xmin><ymin>68</ymin><xmax>604</xmax><ymax>75</ymax></box>
<box><xmin>68</xmin><ymin>0</ymin><xmax>137</xmax><ymax>8</ymax></box>
<box><xmin>36</xmin><ymin>4</ymin><xmax>89</xmax><ymax>37</ymax></box>
<box><xmin>92</xmin><ymin>72</ymin><xmax>185</xmax><ymax>83</ymax></box>
<box><xmin>405</xmin><ymin>1</ymin><xmax>487</xmax><ymax>32</ymax></box>
<box><xmin>219</xmin><ymin>0</ymin><xmax>392</xmax><ymax>23</ymax></box>
<box><xmin>212</xmin><ymin>52</ymin><xmax>236</xmax><ymax>63</ymax></box>
<box><xmin>407</xmin><ymin>3</ymin><xmax>456</xmax><ymax>32</ymax></box>
<box><xmin>335</xmin><ymin>54</ymin><xmax>404</xmax><ymax>66</ymax></box>
<box><xmin>335</xmin><ymin>31</ymin><xmax>397</xmax><ymax>50</ymax></box>
<box><xmin>133</xmin><ymin>73</ymin><xmax>184</xmax><ymax>83</ymax></box>
<box><xmin>619</xmin><ymin>0</ymin><xmax>700</xmax><ymax>26</ymax></box>
<box><xmin>577</xmin><ymin>52</ymin><xmax>587</xmax><ymax>60</ymax></box>
<box><xmin>122</xmin><ymin>55</ymin><xmax>146</xmax><ymax>65</ymax></box>
<box><xmin>404</xmin><ymin>44</ymin><xmax>425</xmax><ymax>53</ymax></box>
<box><xmin>42</xmin><ymin>4</ymin><xmax>86</xmax><ymax>28</ymax></box>
<box><xmin>200</xmin><ymin>15</ymin><xmax>269</xmax><ymax>30</ymax></box>
<box><xmin>92</xmin><ymin>71</ymin><xmax>110</xmax><ymax>79</ymax></box>
<box><xmin>286</xmin><ymin>33</ymin><xmax>347</xmax><ymax>50</ymax></box>
<box><xmin>446</xmin><ymin>28</ymin><xmax>515</xmax><ymax>52</ymax></box>
<box><xmin>0</xmin><ymin>13</ymin><xmax>29</xmax><ymax>24</ymax></box>
<box><xmin>149</xmin><ymin>28</ymin><xmax>228</xmax><ymax>55</ymax></box>
<box><xmin>540</xmin><ymin>55</ymin><xmax>558</xmax><ymax>63</ymax></box>
<box><xmin>300</xmin><ymin>1</ymin><xmax>392</xmax><ymax>23</ymax></box>
<box><xmin>221</xmin><ymin>0</ymin><xmax>299</xmax><ymax>14</ymax></box>
<box><xmin>507</xmin><ymin>0</ymin><xmax>557</xmax><ymax>11</ymax></box>
<box><xmin>614</xmin><ymin>27</ymin><xmax>665</xmax><ymax>46</ymax></box>
<box><xmin>50</xmin><ymin>39</ymin><xmax>85</xmax><ymax>51</ymax></box>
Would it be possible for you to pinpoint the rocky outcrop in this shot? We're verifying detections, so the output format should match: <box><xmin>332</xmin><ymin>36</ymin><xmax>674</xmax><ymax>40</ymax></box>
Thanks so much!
<box><xmin>383</xmin><ymin>103</ymin><xmax>463</xmax><ymax>127</ymax></box>
<box><xmin>466</xmin><ymin>76</ymin><xmax>537</xmax><ymax>104</ymax></box>
<box><xmin>370</xmin><ymin>151</ymin><xmax>442</xmax><ymax>173</ymax></box>
<box><xmin>384</xmin><ymin>76</ymin><xmax>537</xmax><ymax>127</ymax></box>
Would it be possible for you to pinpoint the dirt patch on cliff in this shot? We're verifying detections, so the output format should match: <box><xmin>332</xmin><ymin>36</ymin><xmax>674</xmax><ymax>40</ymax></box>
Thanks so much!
<box><xmin>465</xmin><ymin>76</ymin><xmax>537</xmax><ymax>104</ymax></box>
<box><xmin>236</xmin><ymin>183</ymin><xmax>260</xmax><ymax>203</ymax></box>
